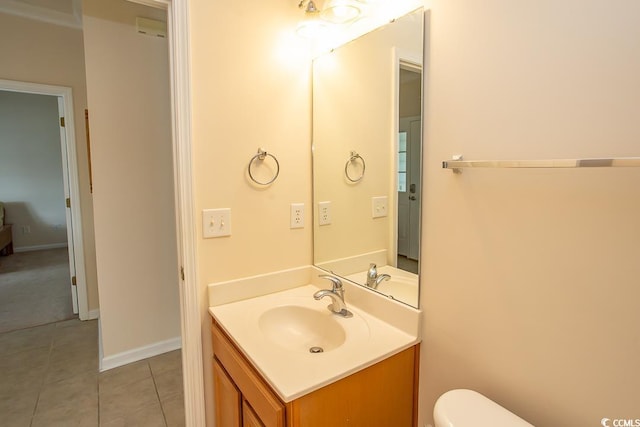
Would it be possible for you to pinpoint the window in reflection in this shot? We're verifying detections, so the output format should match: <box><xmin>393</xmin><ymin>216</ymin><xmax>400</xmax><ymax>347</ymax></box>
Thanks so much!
<box><xmin>398</xmin><ymin>132</ymin><xmax>408</xmax><ymax>192</ymax></box>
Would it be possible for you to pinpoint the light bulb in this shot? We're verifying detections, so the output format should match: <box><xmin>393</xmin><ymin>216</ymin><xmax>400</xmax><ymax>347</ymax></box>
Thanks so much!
<box><xmin>322</xmin><ymin>0</ymin><xmax>361</xmax><ymax>24</ymax></box>
<box><xmin>296</xmin><ymin>18</ymin><xmax>329</xmax><ymax>38</ymax></box>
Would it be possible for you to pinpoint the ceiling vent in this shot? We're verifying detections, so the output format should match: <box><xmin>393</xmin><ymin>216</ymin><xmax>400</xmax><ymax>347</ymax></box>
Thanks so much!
<box><xmin>136</xmin><ymin>17</ymin><xmax>166</xmax><ymax>38</ymax></box>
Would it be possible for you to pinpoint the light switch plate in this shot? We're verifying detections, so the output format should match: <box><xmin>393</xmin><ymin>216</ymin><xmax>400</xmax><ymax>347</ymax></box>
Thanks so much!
<box><xmin>372</xmin><ymin>196</ymin><xmax>388</xmax><ymax>218</ymax></box>
<box><xmin>203</xmin><ymin>208</ymin><xmax>231</xmax><ymax>238</ymax></box>
<box><xmin>318</xmin><ymin>201</ymin><xmax>332</xmax><ymax>226</ymax></box>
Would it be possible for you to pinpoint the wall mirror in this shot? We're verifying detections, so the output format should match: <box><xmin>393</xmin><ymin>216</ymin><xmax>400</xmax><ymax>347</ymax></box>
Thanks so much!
<box><xmin>312</xmin><ymin>8</ymin><xmax>424</xmax><ymax>308</ymax></box>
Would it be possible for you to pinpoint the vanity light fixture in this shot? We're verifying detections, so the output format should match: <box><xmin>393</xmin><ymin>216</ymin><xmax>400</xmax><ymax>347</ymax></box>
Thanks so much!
<box><xmin>299</xmin><ymin>0</ymin><xmax>320</xmax><ymax>14</ymax></box>
<box><xmin>296</xmin><ymin>0</ymin><xmax>361</xmax><ymax>38</ymax></box>
<box><xmin>321</xmin><ymin>0</ymin><xmax>361</xmax><ymax>24</ymax></box>
<box><xmin>296</xmin><ymin>0</ymin><xmax>329</xmax><ymax>38</ymax></box>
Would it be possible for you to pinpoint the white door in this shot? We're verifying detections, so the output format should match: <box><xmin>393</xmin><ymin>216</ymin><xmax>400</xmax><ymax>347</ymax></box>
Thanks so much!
<box><xmin>397</xmin><ymin>116</ymin><xmax>421</xmax><ymax>260</ymax></box>
<box><xmin>57</xmin><ymin>97</ymin><xmax>78</xmax><ymax>314</ymax></box>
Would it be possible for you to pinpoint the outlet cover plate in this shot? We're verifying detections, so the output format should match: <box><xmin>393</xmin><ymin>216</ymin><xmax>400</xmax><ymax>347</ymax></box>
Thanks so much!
<box><xmin>290</xmin><ymin>203</ymin><xmax>304</xmax><ymax>229</ymax></box>
<box><xmin>318</xmin><ymin>201</ymin><xmax>332</xmax><ymax>226</ymax></box>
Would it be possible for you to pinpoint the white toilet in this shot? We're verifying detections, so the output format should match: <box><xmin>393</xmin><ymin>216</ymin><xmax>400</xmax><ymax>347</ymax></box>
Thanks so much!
<box><xmin>434</xmin><ymin>389</ymin><xmax>534</xmax><ymax>427</ymax></box>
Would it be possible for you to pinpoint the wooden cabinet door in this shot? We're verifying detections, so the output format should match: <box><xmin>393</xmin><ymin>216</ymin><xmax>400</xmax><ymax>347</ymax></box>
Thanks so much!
<box><xmin>212</xmin><ymin>321</ymin><xmax>286</xmax><ymax>427</ymax></box>
<box><xmin>243</xmin><ymin>399</ymin><xmax>265</xmax><ymax>427</ymax></box>
<box><xmin>213</xmin><ymin>358</ymin><xmax>242</xmax><ymax>427</ymax></box>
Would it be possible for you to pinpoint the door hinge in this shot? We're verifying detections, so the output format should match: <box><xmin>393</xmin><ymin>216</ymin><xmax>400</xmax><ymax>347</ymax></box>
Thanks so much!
<box><xmin>71</xmin><ymin>276</ymin><xmax>77</xmax><ymax>286</ymax></box>
<box><xmin>66</xmin><ymin>197</ymin><xmax>71</xmax><ymax>208</ymax></box>
<box><xmin>180</xmin><ymin>267</ymin><xmax>185</xmax><ymax>281</ymax></box>
<box><xmin>60</xmin><ymin>117</ymin><xmax>65</xmax><ymax>127</ymax></box>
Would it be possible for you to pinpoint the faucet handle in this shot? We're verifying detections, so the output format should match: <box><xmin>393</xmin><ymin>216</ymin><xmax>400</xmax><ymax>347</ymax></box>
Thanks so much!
<box><xmin>319</xmin><ymin>274</ymin><xmax>343</xmax><ymax>291</ymax></box>
<box><xmin>368</xmin><ymin>263</ymin><xmax>377</xmax><ymax>275</ymax></box>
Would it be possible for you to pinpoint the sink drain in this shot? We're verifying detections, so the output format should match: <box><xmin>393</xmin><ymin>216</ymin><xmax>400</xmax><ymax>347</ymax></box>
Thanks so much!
<box><xmin>309</xmin><ymin>346</ymin><xmax>324</xmax><ymax>354</ymax></box>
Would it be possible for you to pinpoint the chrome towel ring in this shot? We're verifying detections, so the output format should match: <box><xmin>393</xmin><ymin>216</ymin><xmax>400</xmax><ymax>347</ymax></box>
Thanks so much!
<box><xmin>248</xmin><ymin>148</ymin><xmax>280</xmax><ymax>185</ymax></box>
<box><xmin>345</xmin><ymin>150</ymin><xmax>366</xmax><ymax>183</ymax></box>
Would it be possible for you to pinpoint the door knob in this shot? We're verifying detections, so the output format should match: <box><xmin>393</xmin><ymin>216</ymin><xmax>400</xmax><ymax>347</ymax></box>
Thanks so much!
<box><xmin>409</xmin><ymin>195</ymin><xmax>416</xmax><ymax>200</ymax></box>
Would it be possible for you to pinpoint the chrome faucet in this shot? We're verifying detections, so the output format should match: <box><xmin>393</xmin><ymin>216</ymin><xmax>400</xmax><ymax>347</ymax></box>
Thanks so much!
<box><xmin>366</xmin><ymin>263</ymin><xmax>391</xmax><ymax>289</ymax></box>
<box><xmin>313</xmin><ymin>275</ymin><xmax>352</xmax><ymax>317</ymax></box>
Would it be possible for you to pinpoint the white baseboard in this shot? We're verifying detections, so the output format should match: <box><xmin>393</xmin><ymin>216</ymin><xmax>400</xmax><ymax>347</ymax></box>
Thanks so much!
<box><xmin>14</xmin><ymin>242</ymin><xmax>68</xmax><ymax>252</ymax></box>
<box><xmin>100</xmin><ymin>336</ymin><xmax>182</xmax><ymax>372</ymax></box>
<box><xmin>87</xmin><ymin>309</ymin><xmax>100</xmax><ymax>320</ymax></box>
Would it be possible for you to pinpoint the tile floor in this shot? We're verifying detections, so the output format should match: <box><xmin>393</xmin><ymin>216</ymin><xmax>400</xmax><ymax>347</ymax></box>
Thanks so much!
<box><xmin>397</xmin><ymin>255</ymin><xmax>419</xmax><ymax>274</ymax></box>
<box><xmin>0</xmin><ymin>318</ymin><xmax>184</xmax><ymax>426</ymax></box>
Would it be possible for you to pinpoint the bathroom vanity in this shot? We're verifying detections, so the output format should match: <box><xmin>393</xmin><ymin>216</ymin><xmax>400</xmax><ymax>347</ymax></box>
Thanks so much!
<box><xmin>208</xmin><ymin>272</ymin><xmax>421</xmax><ymax>427</ymax></box>
<box><xmin>212</xmin><ymin>319</ymin><xmax>418</xmax><ymax>427</ymax></box>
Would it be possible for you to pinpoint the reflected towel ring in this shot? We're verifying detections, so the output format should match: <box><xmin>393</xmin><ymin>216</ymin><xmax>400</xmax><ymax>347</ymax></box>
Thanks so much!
<box><xmin>345</xmin><ymin>150</ymin><xmax>366</xmax><ymax>182</ymax></box>
<box><xmin>248</xmin><ymin>148</ymin><xmax>280</xmax><ymax>185</ymax></box>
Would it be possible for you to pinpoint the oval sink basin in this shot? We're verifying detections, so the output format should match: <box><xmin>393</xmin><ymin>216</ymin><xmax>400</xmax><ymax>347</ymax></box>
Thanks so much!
<box><xmin>258</xmin><ymin>305</ymin><xmax>346</xmax><ymax>353</ymax></box>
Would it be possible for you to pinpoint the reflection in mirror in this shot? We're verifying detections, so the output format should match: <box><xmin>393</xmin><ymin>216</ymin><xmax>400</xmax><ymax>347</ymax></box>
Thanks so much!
<box><xmin>312</xmin><ymin>8</ymin><xmax>424</xmax><ymax>308</ymax></box>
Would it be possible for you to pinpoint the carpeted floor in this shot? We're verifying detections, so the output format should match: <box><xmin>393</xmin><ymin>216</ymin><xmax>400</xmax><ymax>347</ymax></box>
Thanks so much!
<box><xmin>0</xmin><ymin>248</ymin><xmax>75</xmax><ymax>333</ymax></box>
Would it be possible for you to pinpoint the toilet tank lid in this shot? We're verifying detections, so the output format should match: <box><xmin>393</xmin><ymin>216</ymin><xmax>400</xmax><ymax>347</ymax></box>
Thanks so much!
<box><xmin>434</xmin><ymin>389</ymin><xmax>534</xmax><ymax>427</ymax></box>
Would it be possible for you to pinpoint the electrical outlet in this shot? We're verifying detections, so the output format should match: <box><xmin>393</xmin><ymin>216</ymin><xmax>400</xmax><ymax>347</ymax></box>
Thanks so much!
<box><xmin>22</xmin><ymin>225</ymin><xmax>31</xmax><ymax>234</ymax></box>
<box><xmin>318</xmin><ymin>201</ymin><xmax>332</xmax><ymax>226</ymax></box>
<box><xmin>290</xmin><ymin>203</ymin><xmax>304</xmax><ymax>229</ymax></box>
<box><xmin>372</xmin><ymin>196</ymin><xmax>388</xmax><ymax>218</ymax></box>
<box><xmin>202</xmin><ymin>208</ymin><xmax>231</xmax><ymax>238</ymax></box>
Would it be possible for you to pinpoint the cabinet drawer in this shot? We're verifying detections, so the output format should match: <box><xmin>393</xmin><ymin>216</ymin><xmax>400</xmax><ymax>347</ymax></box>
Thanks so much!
<box><xmin>212</xmin><ymin>321</ymin><xmax>285</xmax><ymax>427</ymax></box>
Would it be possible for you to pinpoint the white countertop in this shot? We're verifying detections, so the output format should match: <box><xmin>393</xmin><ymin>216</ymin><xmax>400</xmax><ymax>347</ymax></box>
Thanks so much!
<box><xmin>209</xmin><ymin>284</ymin><xmax>419</xmax><ymax>402</ymax></box>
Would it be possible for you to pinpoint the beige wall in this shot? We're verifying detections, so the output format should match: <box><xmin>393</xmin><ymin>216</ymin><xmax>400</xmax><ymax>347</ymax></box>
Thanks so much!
<box><xmin>189</xmin><ymin>0</ymin><xmax>312</xmax><ymax>423</ymax></box>
<box><xmin>0</xmin><ymin>12</ymin><xmax>99</xmax><ymax>312</ymax></box>
<box><xmin>420</xmin><ymin>1</ymin><xmax>640</xmax><ymax>426</ymax></box>
<box><xmin>400</xmin><ymin>73</ymin><xmax>421</xmax><ymax>119</ymax></box>
<box><xmin>82</xmin><ymin>0</ymin><xmax>180</xmax><ymax>358</ymax></box>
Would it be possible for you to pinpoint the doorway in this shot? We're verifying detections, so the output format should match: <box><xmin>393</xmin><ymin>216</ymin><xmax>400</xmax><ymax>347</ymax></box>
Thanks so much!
<box><xmin>396</xmin><ymin>65</ymin><xmax>422</xmax><ymax>274</ymax></box>
<box><xmin>0</xmin><ymin>80</ymin><xmax>89</xmax><ymax>326</ymax></box>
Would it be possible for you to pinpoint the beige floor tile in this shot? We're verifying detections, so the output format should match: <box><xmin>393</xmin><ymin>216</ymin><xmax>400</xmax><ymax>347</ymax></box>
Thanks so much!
<box><xmin>0</xmin><ymin>342</ymin><xmax>49</xmax><ymax>371</ymax></box>
<box><xmin>32</xmin><ymin>389</ymin><xmax>98</xmax><ymax>426</ymax></box>
<box><xmin>0</xmin><ymin>387</ymin><xmax>39</xmax><ymax>423</ymax></box>
<box><xmin>99</xmin><ymin>360</ymin><xmax>152</xmax><ymax>392</ymax></box>
<box><xmin>0</xmin><ymin>411</ymin><xmax>33</xmax><ymax>427</ymax></box>
<box><xmin>0</xmin><ymin>318</ymin><xmax>187</xmax><ymax>427</ymax></box>
<box><xmin>52</xmin><ymin>319</ymin><xmax>98</xmax><ymax>349</ymax></box>
<box><xmin>161</xmin><ymin>394</ymin><xmax>185</xmax><ymax>427</ymax></box>
<box><xmin>99</xmin><ymin>376</ymin><xmax>162</xmax><ymax>422</ymax></box>
<box><xmin>0</xmin><ymin>323</ymin><xmax>54</xmax><ymax>357</ymax></box>
<box><xmin>49</xmin><ymin>336</ymin><xmax>98</xmax><ymax>364</ymax></box>
<box><xmin>0</xmin><ymin>345</ymin><xmax>49</xmax><ymax>391</ymax></box>
<box><xmin>31</xmin><ymin>404</ymin><xmax>99</xmax><ymax>427</ymax></box>
<box><xmin>0</xmin><ymin>371</ymin><xmax>46</xmax><ymax>397</ymax></box>
<box><xmin>35</xmin><ymin>371</ymin><xmax>98</xmax><ymax>415</ymax></box>
<box><xmin>44</xmin><ymin>347</ymin><xmax>98</xmax><ymax>384</ymax></box>
<box><xmin>100</xmin><ymin>400</ymin><xmax>167</xmax><ymax>427</ymax></box>
<box><xmin>153</xmin><ymin>366</ymin><xmax>184</xmax><ymax>403</ymax></box>
<box><xmin>148</xmin><ymin>350</ymin><xmax>182</xmax><ymax>377</ymax></box>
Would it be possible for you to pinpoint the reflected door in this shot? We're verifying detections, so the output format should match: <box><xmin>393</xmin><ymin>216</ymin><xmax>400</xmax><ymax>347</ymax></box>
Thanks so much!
<box><xmin>397</xmin><ymin>117</ymin><xmax>421</xmax><ymax>261</ymax></box>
